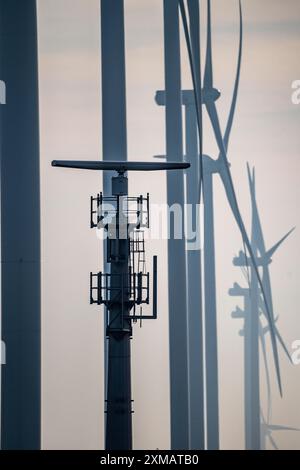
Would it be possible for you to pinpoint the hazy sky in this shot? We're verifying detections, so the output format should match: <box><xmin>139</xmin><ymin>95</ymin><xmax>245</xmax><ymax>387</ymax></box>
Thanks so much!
<box><xmin>38</xmin><ymin>0</ymin><xmax>300</xmax><ymax>450</ymax></box>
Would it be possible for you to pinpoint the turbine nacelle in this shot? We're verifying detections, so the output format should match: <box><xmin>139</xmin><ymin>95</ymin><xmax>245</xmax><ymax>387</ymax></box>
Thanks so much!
<box><xmin>229</xmin><ymin>282</ymin><xmax>248</xmax><ymax>296</ymax></box>
<box><xmin>231</xmin><ymin>305</ymin><xmax>245</xmax><ymax>319</ymax></box>
<box><xmin>233</xmin><ymin>250</ymin><xmax>271</xmax><ymax>267</ymax></box>
<box><xmin>155</xmin><ymin>87</ymin><xmax>221</xmax><ymax>108</ymax></box>
<box><xmin>202</xmin><ymin>87</ymin><xmax>221</xmax><ymax>104</ymax></box>
<box><xmin>202</xmin><ymin>154</ymin><xmax>223</xmax><ymax>175</ymax></box>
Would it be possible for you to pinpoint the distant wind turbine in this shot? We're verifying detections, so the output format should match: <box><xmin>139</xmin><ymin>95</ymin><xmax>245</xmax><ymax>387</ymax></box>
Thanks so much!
<box><xmin>230</xmin><ymin>164</ymin><xmax>295</xmax><ymax>449</ymax></box>
<box><xmin>260</xmin><ymin>409</ymin><xmax>300</xmax><ymax>450</ymax></box>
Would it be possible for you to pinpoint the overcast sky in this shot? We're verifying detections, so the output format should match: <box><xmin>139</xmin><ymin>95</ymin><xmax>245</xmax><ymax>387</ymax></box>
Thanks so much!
<box><xmin>37</xmin><ymin>0</ymin><xmax>300</xmax><ymax>450</ymax></box>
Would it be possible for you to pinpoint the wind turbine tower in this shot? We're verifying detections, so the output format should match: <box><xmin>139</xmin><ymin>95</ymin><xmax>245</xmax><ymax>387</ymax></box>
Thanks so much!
<box><xmin>0</xmin><ymin>0</ymin><xmax>41</xmax><ymax>450</ymax></box>
<box><xmin>230</xmin><ymin>165</ymin><xmax>294</xmax><ymax>449</ymax></box>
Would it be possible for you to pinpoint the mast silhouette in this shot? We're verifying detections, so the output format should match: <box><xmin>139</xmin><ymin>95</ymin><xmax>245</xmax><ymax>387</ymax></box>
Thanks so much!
<box><xmin>52</xmin><ymin>159</ymin><xmax>189</xmax><ymax>450</ymax></box>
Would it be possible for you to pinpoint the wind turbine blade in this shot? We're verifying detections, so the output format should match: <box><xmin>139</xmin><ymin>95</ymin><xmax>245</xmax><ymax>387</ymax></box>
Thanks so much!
<box><xmin>259</xmin><ymin>321</ymin><xmax>272</xmax><ymax>423</ymax></box>
<box><xmin>275</xmin><ymin>326</ymin><xmax>293</xmax><ymax>364</ymax></box>
<box><xmin>187</xmin><ymin>0</ymin><xmax>201</xmax><ymax>85</ymax></box>
<box><xmin>247</xmin><ymin>162</ymin><xmax>253</xmax><ymax>188</ymax></box>
<box><xmin>223</xmin><ymin>0</ymin><xmax>243</xmax><ymax>152</ymax></box>
<box><xmin>260</xmin><ymin>263</ymin><xmax>285</xmax><ymax>372</ymax></box>
<box><xmin>258</xmin><ymin>296</ymin><xmax>292</xmax><ymax>364</ymax></box>
<box><xmin>269</xmin><ymin>424</ymin><xmax>300</xmax><ymax>432</ymax></box>
<box><xmin>186</xmin><ymin>0</ymin><xmax>204</xmax><ymax>203</ymax></box>
<box><xmin>252</xmin><ymin>166</ymin><xmax>256</xmax><ymax>188</ymax></box>
<box><xmin>178</xmin><ymin>0</ymin><xmax>204</xmax><ymax>203</ymax></box>
<box><xmin>206</xmin><ymin>99</ymin><xmax>282</xmax><ymax>394</ymax></box>
<box><xmin>266</xmin><ymin>228</ymin><xmax>296</xmax><ymax>259</ymax></box>
<box><xmin>204</xmin><ymin>0</ymin><xmax>213</xmax><ymax>89</ymax></box>
<box><xmin>260</xmin><ymin>409</ymin><xmax>269</xmax><ymax>449</ymax></box>
<box><xmin>247</xmin><ymin>163</ymin><xmax>266</xmax><ymax>253</ymax></box>
<box><xmin>268</xmin><ymin>434</ymin><xmax>279</xmax><ymax>450</ymax></box>
<box><xmin>260</xmin><ymin>408</ymin><xmax>267</xmax><ymax>426</ymax></box>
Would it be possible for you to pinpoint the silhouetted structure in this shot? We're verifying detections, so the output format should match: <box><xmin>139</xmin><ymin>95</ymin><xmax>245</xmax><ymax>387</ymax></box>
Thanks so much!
<box><xmin>181</xmin><ymin>0</ymin><xmax>204</xmax><ymax>450</ymax></box>
<box><xmin>0</xmin><ymin>0</ymin><xmax>41</xmax><ymax>449</ymax></box>
<box><xmin>260</xmin><ymin>410</ymin><xmax>299</xmax><ymax>450</ymax></box>
<box><xmin>160</xmin><ymin>0</ymin><xmax>189</xmax><ymax>449</ymax></box>
<box><xmin>101</xmin><ymin>0</ymin><xmax>127</xmax><ymax>189</ymax></box>
<box><xmin>155</xmin><ymin>86</ymin><xmax>205</xmax><ymax>449</ymax></box>
<box><xmin>168</xmin><ymin>0</ymin><xmax>242</xmax><ymax>449</ymax></box>
<box><xmin>230</xmin><ymin>165</ymin><xmax>294</xmax><ymax>449</ymax></box>
<box><xmin>200</xmin><ymin>1</ymin><xmax>242</xmax><ymax>447</ymax></box>
<box><xmin>52</xmin><ymin>159</ymin><xmax>189</xmax><ymax>450</ymax></box>
<box><xmin>100</xmin><ymin>0</ymin><xmax>128</xmax><ymax>436</ymax></box>
<box><xmin>178</xmin><ymin>0</ymin><xmax>284</xmax><ymax>450</ymax></box>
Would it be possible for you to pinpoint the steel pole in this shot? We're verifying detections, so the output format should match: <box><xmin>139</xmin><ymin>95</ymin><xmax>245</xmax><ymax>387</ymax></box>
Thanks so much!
<box><xmin>100</xmin><ymin>0</ymin><xmax>128</xmax><ymax>445</ymax></box>
<box><xmin>105</xmin><ymin>189</ymin><xmax>132</xmax><ymax>450</ymax></box>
